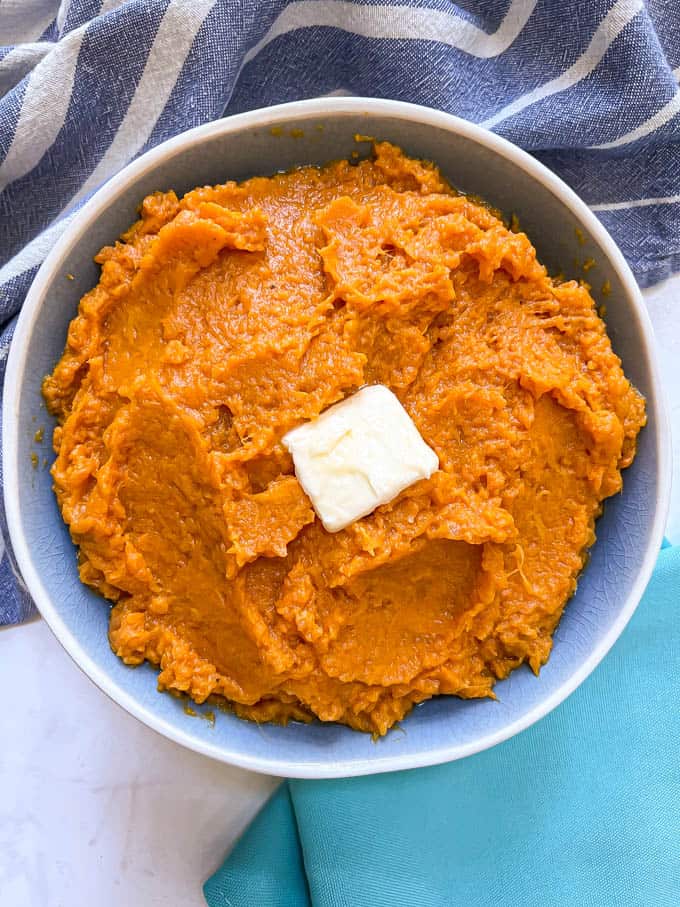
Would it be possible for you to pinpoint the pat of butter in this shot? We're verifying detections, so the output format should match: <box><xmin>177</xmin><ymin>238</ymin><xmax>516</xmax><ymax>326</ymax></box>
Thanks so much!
<box><xmin>282</xmin><ymin>385</ymin><xmax>439</xmax><ymax>533</ymax></box>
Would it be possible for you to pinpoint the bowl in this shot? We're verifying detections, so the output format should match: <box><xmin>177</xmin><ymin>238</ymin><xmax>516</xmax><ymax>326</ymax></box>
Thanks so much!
<box><xmin>3</xmin><ymin>98</ymin><xmax>670</xmax><ymax>778</ymax></box>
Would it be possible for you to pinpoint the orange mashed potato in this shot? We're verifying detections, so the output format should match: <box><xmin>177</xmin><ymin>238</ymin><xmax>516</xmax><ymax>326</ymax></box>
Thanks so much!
<box><xmin>43</xmin><ymin>143</ymin><xmax>645</xmax><ymax>735</ymax></box>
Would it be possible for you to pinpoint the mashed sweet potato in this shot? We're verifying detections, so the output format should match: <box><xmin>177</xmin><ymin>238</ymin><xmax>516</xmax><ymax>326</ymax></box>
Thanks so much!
<box><xmin>43</xmin><ymin>143</ymin><xmax>645</xmax><ymax>735</ymax></box>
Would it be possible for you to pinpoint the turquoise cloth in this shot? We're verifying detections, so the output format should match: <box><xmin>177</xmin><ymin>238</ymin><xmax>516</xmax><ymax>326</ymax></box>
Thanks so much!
<box><xmin>205</xmin><ymin>546</ymin><xmax>680</xmax><ymax>907</ymax></box>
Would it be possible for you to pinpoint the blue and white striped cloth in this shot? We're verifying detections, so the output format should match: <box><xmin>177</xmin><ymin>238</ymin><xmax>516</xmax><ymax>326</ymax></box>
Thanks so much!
<box><xmin>1</xmin><ymin>0</ymin><xmax>679</xmax><ymax>625</ymax></box>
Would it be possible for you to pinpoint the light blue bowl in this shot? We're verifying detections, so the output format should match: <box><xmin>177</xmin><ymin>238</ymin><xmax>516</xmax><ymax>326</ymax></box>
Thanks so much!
<box><xmin>3</xmin><ymin>99</ymin><xmax>670</xmax><ymax>778</ymax></box>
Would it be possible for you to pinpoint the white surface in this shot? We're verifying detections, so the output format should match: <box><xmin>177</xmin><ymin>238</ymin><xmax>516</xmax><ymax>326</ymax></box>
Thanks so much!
<box><xmin>1</xmin><ymin>275</ymin><xmax>678</xmax><ymax>906</ymax></box>
<box><xmin>283</xmin><ymin>384</ymin><xmax>439</xmax><ymax>532</ymax></box>
<box><xmin>0</xmin><ymin>620</ymin><xmax>278</xmax><ymax>907</ymax></box>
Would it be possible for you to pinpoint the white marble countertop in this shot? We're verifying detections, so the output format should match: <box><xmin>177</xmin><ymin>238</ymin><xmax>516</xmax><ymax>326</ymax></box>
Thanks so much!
<box><xmin>1</xmin><ymin>274</ymin><xmax>678</xmax><ymax>907</ymax></box>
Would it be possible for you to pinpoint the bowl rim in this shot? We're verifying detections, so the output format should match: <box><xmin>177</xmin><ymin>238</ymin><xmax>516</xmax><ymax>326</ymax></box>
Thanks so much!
<box><xmin>3</xmin><ymin>96</ymin><xmax>671</xmax><ymax>778</ymax></box>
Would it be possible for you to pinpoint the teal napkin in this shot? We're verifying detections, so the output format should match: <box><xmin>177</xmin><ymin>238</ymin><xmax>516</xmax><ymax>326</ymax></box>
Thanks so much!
<box><xmin>204</xmin><ymin>546</ymin><xmax>680</xmax><ymax>907</ymax></box>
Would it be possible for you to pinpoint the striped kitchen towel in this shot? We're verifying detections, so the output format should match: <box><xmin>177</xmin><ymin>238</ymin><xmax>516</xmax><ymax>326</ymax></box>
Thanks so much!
<box><xmin>1</xmin><ymin>0</ymin><xmax>679</xmax><ymax>624</ymax></box>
